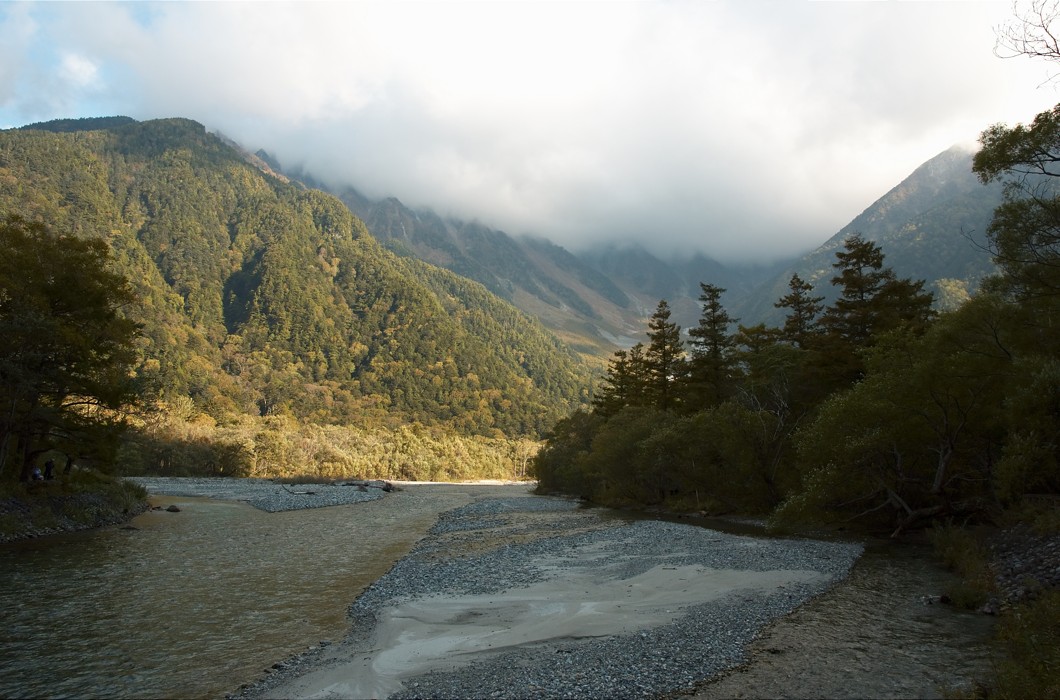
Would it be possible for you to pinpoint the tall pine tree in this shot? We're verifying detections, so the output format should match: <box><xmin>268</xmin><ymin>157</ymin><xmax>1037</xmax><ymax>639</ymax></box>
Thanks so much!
<box><xmin>644</xmin><ymin>300</ymin><xmax>686</xmax><ymax>411</ymax></box>
<box><xmin>775</xmin><ymin>273</ymin><xmax>823</xmax><ymax>349</ymax></box>
<box><xmin>686</xmin><ymin>283</ymin><xmax>737</xmax><ymax>409</ymax></box>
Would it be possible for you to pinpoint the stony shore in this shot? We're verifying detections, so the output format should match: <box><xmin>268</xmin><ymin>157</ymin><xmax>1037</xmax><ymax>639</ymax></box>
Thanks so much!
<box><xmin>125</xmin><ymin>476</ymin><xmax>386</xmax><ymax>512</ymax></box>
<box><xmin>9</xmin><ymin>476</ymin><xmax>1051</xmax><ymax>699</ymax></box>
<box><xmin>231</xmin><ymin>495</ymin><xmax>863</xmax><ymax>700</ymax></box>
<box><xmin>985</xmin><ymin>523</ymin><xmax>1060</xmax><ymax>607</ymax></box>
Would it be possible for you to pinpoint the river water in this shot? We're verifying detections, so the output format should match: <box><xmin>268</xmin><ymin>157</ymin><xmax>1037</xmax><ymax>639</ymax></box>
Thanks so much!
<box><xmin>0</xmin><ymin>483</ymin><xmax>521</xmax><ymax>700</ymax></box>
<box><xmin>0</xmin><ymin>484</ymin><xmax>997</xmax><ymax>700</ymax></box>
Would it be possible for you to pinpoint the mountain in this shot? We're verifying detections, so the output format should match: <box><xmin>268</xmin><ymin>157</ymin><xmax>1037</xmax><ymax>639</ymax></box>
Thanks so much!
<box><xmin>276</xmin><ymin>142</ymin><xmax>1004</xmax><ymax>358</ymax></box>
<box><xmin>733</xmin><ymin>145</ymin><xmax>1006</xmax><ymax>325</ymax></box>
<box><xmin>0</xmin><ymin>117</ymin><xmax>592</xmax><ymax>437</ymax></box>
<box><xmin>334</xmin><ymin>185</ymin><xmax>641</xmax><ymax>357</ymax></box>
<box><xmin>326</xmin><ymin>182</ymin><xmax>788</xmax><ymax>355</ymax></box>
<box><xmin>579</xmin><ymin>245</ymin><xmax>790</xmax><ymax>332</ymax></box>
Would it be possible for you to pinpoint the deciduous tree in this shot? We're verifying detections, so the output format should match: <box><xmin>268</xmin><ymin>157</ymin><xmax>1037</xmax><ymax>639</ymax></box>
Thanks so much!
<box><xmin>0</xmin><ymin>216</ymin><xmax>142</xmax><ymax>480</ymax></box>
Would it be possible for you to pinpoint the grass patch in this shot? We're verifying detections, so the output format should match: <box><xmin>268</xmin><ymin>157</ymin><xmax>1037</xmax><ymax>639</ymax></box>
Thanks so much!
<box><xmin>930</xmin><ymin>524</ymin><xmax>995</xmax><ymax>609</ymax></box>
<box><xmin>987</xmin><ymin>590</ymin><xmax>1060</xmax><ymax>699</ymax></box>
<box><xmin>0</xmin><ymin>512</ymin><xmax>21</xmax><ymax>537</ymax></box>
<box><xmin>0</xmin><ymin>468</ymin><xmax>148</xmax><ymax>540</ymax></box>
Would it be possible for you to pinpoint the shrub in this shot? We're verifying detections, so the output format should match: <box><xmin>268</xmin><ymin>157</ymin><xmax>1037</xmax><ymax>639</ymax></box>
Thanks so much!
<box><xmin>991</xmin><ymin>590</ymin><xmax>1060</xmax><ymax>700</ymax></box>
<box><xmin>930</xmin><ymin>524</ymin><xmax>995</xmax><ymax>610</ymax></box>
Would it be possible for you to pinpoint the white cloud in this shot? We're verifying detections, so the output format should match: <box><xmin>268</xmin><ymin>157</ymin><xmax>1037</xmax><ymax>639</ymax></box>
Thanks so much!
<box><xmin>3</xmin><ymin>0</ymin><xmax>1059</xmax><ymax>262</ymax></box>
<box><xmin>59</xmin><ymin>53</ymin><xmax>98</xmax><ymax>88</ymax></box>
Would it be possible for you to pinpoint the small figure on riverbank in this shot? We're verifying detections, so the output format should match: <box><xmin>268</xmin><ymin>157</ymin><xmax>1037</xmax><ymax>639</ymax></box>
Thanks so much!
<box><xmin>43</xmin><ymin>460</ymin><xmax>55</xmax><ymax>480</ymax></box>
<box><xmin>31</xmin><ymin>465</ymin><xmax>43</xmax><ymax>481</ymax></box>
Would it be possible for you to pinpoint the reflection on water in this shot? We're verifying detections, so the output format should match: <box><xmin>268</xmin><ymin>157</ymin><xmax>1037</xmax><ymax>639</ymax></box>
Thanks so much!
<box><xmin>0</xmin><ymin>486</ymin><xmax>488</xmax><ymax>700</ymax></box>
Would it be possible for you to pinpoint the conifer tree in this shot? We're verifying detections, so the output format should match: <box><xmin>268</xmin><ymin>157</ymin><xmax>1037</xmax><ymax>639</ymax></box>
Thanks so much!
<box><xmin>817</xmin><ymin>234</ymin><xmax>934</xmax><ymax>383</ymax></box>
<box><xmin>644</xmin><ymin>300</ymin><xmax>686</xmax><ymax>411</ymax></box>
<box><xmin>819</xmin><ymin>234</ymin><xmax>893</xmax><ymax>346</ymax></box>
<box><xmin>686</xmin><ymin>283</ymin><xmax>737</xmax><ymax>408</ymax></box>
<box><xmin>775</xmin><ymin>273</ymin><xmax>823</xmax><ymax>349</ymax></box>
<box><xmin>592</xmin><ymin>343</ymin><xmax>650</xmax><ymax>417</ymax></box>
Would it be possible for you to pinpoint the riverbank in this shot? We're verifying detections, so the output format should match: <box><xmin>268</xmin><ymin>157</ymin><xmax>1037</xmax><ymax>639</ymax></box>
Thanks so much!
<box><xmin>103</xmin><ymin>478</ymin><xmax>1048</xmax><ymax>699</ymax></box>
<box><xmin>126</xmin><ymin>476</ymin><xmax>386</xmax><ymax>512</ymax></box>
<box><xmin>231</xmin><ymin>496</ymin><xmax>863</xmax><ymax>700</ymax></box>
<box><xmin>0</xmin><ymin>472</ymin><xmax>148</xmax><ymax>544</ymax></box>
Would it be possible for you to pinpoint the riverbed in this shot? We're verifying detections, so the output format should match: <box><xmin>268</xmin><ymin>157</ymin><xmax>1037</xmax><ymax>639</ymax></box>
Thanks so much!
<box><xmin>0</xmin><ymin>480</ymin><xmax>998</xmax><ymax>699</ymax></box>
<box><xmin>0</xmin><ymin>481</ymin><xmax>529</xmax><ymax>699</ymax></box>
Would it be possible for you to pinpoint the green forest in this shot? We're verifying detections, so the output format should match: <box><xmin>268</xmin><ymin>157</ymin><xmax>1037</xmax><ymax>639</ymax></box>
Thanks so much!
<box><xmin>0</xmin><ymin>118</ymin><xmax>593</xmax><ymax>486</ymax></box>
<box><xmin>534</xmin><ymin>110</ymin><xmax>1060</xmax><ymax>536</ymax></box>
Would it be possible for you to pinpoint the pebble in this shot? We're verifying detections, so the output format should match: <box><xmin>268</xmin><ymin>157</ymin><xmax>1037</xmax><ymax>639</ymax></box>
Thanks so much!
<box><xmin>987</xmin><ymin>523</ymin><xmax>1060</xmax><ymax>606</ymax></box>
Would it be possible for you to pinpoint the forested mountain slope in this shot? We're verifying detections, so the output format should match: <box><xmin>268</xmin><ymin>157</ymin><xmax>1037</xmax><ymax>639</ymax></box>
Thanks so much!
<box><xmin>0</xmin><ymin>117</ymin><xmax>591</xmax><ymax>437</ymax></box>
<box><xmin>332</xmin><ymin>182</ymin><xmax>785</xmax><ymax>354</ymax></box>
<box><xmin>335</xmin><ymin>185</ymin><xmax>643</xmax><ymax>357</ymax></box>
<box><xmin>304</xmin><ymin>149</ymin><xmax>993</xmax><ymax>351</ymax></box>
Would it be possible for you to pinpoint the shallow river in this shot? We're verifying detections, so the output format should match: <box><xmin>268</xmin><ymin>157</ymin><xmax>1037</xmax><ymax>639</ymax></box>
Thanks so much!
<box><xmin>0</xmin><ymin>484</ymin><xmax>997</xmax><ymax>699</ymax></box>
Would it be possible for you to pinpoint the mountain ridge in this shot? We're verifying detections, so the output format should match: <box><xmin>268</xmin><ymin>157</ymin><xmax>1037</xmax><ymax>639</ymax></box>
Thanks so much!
<box><xmin>0</xmin><ymin>117</ymin><xmax>591</xmax><ymax>436</ymax></box>
<box><xmin>293</xmin><ymin>144</ymin><xmax>995</xmax><ymax>349</ymax></box>
<box><xmin>731</xmin><ymin>145</ymin><xmax>1004</xmax><ymax>325</ymax></box>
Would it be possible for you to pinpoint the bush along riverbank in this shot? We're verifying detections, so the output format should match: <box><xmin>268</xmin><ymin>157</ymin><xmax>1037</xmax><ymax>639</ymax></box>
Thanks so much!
<box><xmin>0</xmin><ymin>470</ymin><xmax>149</xmax><ymax>544</ymax></box>
<box><xmin>931</xmin><ymin>502</ymin><xmax>1060</xmax><ymax>699</ymax></box>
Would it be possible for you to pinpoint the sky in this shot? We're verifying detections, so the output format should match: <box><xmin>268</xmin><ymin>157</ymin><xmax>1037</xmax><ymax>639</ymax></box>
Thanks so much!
<box><xmin>2</xmin><ymin>1</ymin><xmax>1059</xmax><ymax>264</ymax></box>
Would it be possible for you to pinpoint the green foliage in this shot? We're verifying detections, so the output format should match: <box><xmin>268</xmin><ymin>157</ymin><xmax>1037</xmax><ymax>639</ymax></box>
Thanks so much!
<box><xmin>582</xmin><ymin>407</ymin><xmax>673</xmax><ymax>506</ymax></box>
<box><xmin>777</xmin><ymin>302</ymin><xmax>1012</xmax><ymax>533</ymax></box>
<box><xmin>994</xmin><ymin>356</ymin><xmax>1060</xmax><ymax>502</ymax></box>
<box><xmin>19</xmin><ymin>116</ymin><xmax>137</xmax><ymax>133</ymax></box>
<box><xmin>989</xmin><ymin>589</ymin><xmax>1060</xmax><ymax>700</ymax></box>
<box><xmin>0</xmin><ymin>467</ymin><xmax>147</xmax><ymax>540</ymax></box>
<box><xmin>642</xmin><ymin>403</ymin><xmax>795</xmax><ymax>513</ymax></box>
<box><xmin>974</xmin><ymin>104</ymin><xmax>1060</xmax><ymax>302</ymax></box>
<box><xmin>929</xmin><ymin>524</ymin><xmax>995</xmax><ymax>609</ymax></box>
<box><xmin>119</xmin><ymin>413</ymin><xmax>536</xmax><ymax>483</ymax></box>
<box><xmin>974</xmin><ymin>104</ymin><xmax>1060</xmax><ymax>184</ymax></box>
<box><xmin>0</xmin><ymin>215</ymin><xmax>143</xmax><ymax>481</ymax></box>
<box><xmin>0</xmin><ymin>119</ymin><xmax>592</xmax><ymax>446</ymax></box>
<box><xmin>538</xmin><ymin>204</ymin><xmax>1057</xmax><ymax>534</ymax></box>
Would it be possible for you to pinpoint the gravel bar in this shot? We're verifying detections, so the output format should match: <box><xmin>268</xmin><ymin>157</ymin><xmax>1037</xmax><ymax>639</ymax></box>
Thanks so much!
<box><xmin>237</xmin><ymin>496</ymin><xmax>863</xmax><ymax>700</ymax></box>
<box><xmin>126</xmin><ymin>476</ymin><xmax>385</xmax><ymax>512</ymax></box>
